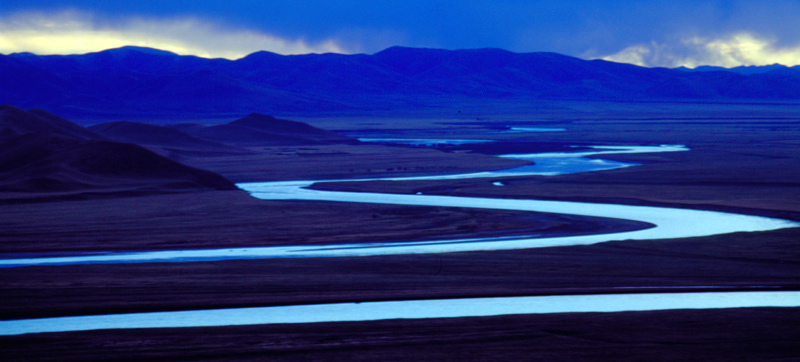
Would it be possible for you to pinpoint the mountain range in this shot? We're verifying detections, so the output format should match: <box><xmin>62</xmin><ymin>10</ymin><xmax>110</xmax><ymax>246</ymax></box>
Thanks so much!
<box><xmin>3</xmin><ymin>46</ymin><xmax>800</xmax><ymax>119</ymax></box>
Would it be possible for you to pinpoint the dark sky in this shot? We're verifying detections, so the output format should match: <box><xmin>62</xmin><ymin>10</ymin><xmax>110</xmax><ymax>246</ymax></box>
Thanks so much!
<box><xmin>2</xmin><ymin>1</ymin><xmax>800</xmax><ymax>67</ymax></box>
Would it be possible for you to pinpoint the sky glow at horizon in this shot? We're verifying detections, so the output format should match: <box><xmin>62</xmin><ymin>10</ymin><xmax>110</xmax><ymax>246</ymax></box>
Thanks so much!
<box><xmin>2</xmin><ymin>2</ymin><xmax>800</xmax><ymax>68</ymax></box>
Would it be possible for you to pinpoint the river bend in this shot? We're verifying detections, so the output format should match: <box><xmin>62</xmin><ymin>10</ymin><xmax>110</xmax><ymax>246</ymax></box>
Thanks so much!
<box><xmin>2</xmin><ymin>145</ymin><xmax>799</xmax><ymax>335</ymax></box>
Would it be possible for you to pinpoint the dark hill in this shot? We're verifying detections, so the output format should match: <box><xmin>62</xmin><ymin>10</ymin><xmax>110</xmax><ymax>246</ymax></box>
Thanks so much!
<box><xmin>180</xmin><ymin>113</ymin><xmax>354</xmax><ymax>147</ymax></box>
<box><xmin>0</xmin><ymin>107</ymin><xmax>237</xmax><ymax>195</ymax></box>
<box><xmin>0</xmin><ymin>134</ymin><xmax>236</xmax><ymax>193</ymax></box>
<box><xmin>185</xmin><ymin>124</ymin><xmax>320</xmax><ymax>146</ymax></box>
<box><xmin>0</xmin><ymin>105</ymin><xmax>103</xmax><ymax>141</ymax></box>
<box><xmin>5</xmin><ymin>46</ymin><xmax>800</xmax><ymax>118</ymax></box>
<box><xmin>230</xmin><ymin>114</ymin><xmax>352</xmax><ymax>142</ymax></box>
<box><xmin>89</xmin><ymin>121</ymin><xmax>249</xmax><ymax>157</ymax></box>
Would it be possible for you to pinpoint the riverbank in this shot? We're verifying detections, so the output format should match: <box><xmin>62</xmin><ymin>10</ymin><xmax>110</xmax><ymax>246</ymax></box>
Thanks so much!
<box><xmin>0</xmin><ymin>190</ymin><xmax>650</xmax><ymax>254</ymax></box>
<box><xmin>3</xmin><ymin>227</ymin><xmax>798</xmax><ymax>320</ymax></box>
<box><xmin>5</xmin><ymin>144</ymin><xmax>796</xmax><ymax>266</ymax></box>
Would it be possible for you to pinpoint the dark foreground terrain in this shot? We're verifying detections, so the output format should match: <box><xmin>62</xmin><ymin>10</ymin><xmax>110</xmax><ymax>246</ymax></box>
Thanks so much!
<box><xmin>3</xmin><ymin>309</ymin><xmax>799</xmax><ymax>362</ymax></box>
<box><xmin>1</xmin><ymin>101</ymin><xmax>799</xmax><ymax>361</ymax></box>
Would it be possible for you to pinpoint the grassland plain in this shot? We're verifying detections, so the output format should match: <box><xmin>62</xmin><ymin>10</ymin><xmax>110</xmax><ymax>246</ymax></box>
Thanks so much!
<box><xmin>2</xmin><ymin>102</ymin><xmax>799</xmax><ymax>361</ymax></box>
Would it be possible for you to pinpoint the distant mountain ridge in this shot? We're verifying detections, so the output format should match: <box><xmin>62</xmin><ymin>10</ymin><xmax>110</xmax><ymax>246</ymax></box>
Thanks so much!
<box><xmin>675</xmin><ymin>64</ymin><xmax>799</xmax><ymax>75</ymax></box>
<box><xmin>3</xmin><ymin>46</ymin><xmax>800</xmax><ymax>118</ymax></box>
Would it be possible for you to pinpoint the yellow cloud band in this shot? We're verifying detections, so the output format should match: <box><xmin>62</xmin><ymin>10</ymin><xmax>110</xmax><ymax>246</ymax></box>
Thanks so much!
<box><xmin>602</xmin><ymin>33</ymin><xmax>800</xmax><ymax>68</ymax></box>
<box><xmin>0</xmin><ymin>11</ymin><xmax>348</xmax><ymax>58</ymax></box>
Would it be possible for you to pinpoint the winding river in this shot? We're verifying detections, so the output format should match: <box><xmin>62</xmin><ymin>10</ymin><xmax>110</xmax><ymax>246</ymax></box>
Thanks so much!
<box><xmin>1</xmin><ymin>144</ymin><xmax>799</xmax><ymax>335</ymax></box>
<box><xmin>2</xmin><ymin>291</ymin><xmax>799</xmax><ymax>336</ymax></box>
<box><xmin>2</xmin><ymin>145</ymin><xmax>796</xmax><ymax>267</ymax></box>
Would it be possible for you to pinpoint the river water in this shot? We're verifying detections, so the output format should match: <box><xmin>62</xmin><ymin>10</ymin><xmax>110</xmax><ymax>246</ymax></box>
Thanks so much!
<box><xmin>2</xmin><ymin>291</ymin><xmax>798</xmax><ymax>336</ymax></box>
<box><xmin>2</xmin><ymin>145</ymin><xmax>796</xmax><ymax>267</ymax></box>
<box><xmin>2</xmin><ymin>144</ymin><xmax>798</xmax><ymax>335</ymax></box>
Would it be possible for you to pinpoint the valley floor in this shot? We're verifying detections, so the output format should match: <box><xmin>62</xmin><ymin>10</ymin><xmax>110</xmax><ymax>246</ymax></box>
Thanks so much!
<box><xmin>2</xmin><ymin>102</ymin><xmax>800</xmax><ymax>361</ymax></box>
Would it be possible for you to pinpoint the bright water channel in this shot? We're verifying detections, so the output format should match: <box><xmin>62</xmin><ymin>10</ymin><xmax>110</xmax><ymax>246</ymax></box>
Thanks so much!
<box><xmin>2</xmin><ymin>144</ymin><xmax>799</xmax><ymax>335</ymax></box>
<box><xmin>2</xmin><ymin>145</ymin><xmax>796</xmax><ymax>267</ymax></box>
<box><xmin>2</xmin><ymin>291</ymin><xmax>799</xmax><ymax>336</ymax></box>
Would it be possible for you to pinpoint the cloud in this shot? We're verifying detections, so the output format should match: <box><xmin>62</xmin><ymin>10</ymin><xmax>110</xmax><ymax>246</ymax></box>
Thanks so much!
<box><xmin>0</xmin><ymin>10</ymin><xmax>350</xmax><ymax>58</ymax></box>
<box><xmin>600</xmin><ymin>33</ymin><xmax>800</xmax><ymax>68</ymax></box>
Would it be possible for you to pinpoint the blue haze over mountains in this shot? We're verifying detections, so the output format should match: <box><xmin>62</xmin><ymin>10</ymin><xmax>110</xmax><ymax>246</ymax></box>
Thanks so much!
<box><xmin>3</xmin><ymin>46</ymin><xmax>800</xmax><ymax>119</ymax></box>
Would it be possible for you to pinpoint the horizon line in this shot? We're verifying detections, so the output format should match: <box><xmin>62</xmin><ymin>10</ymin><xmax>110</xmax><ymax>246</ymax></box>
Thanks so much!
<box><xmin>3</xmin><ymin>44</ymin><xmax>795</xmax><ymax>70</ymax></box>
